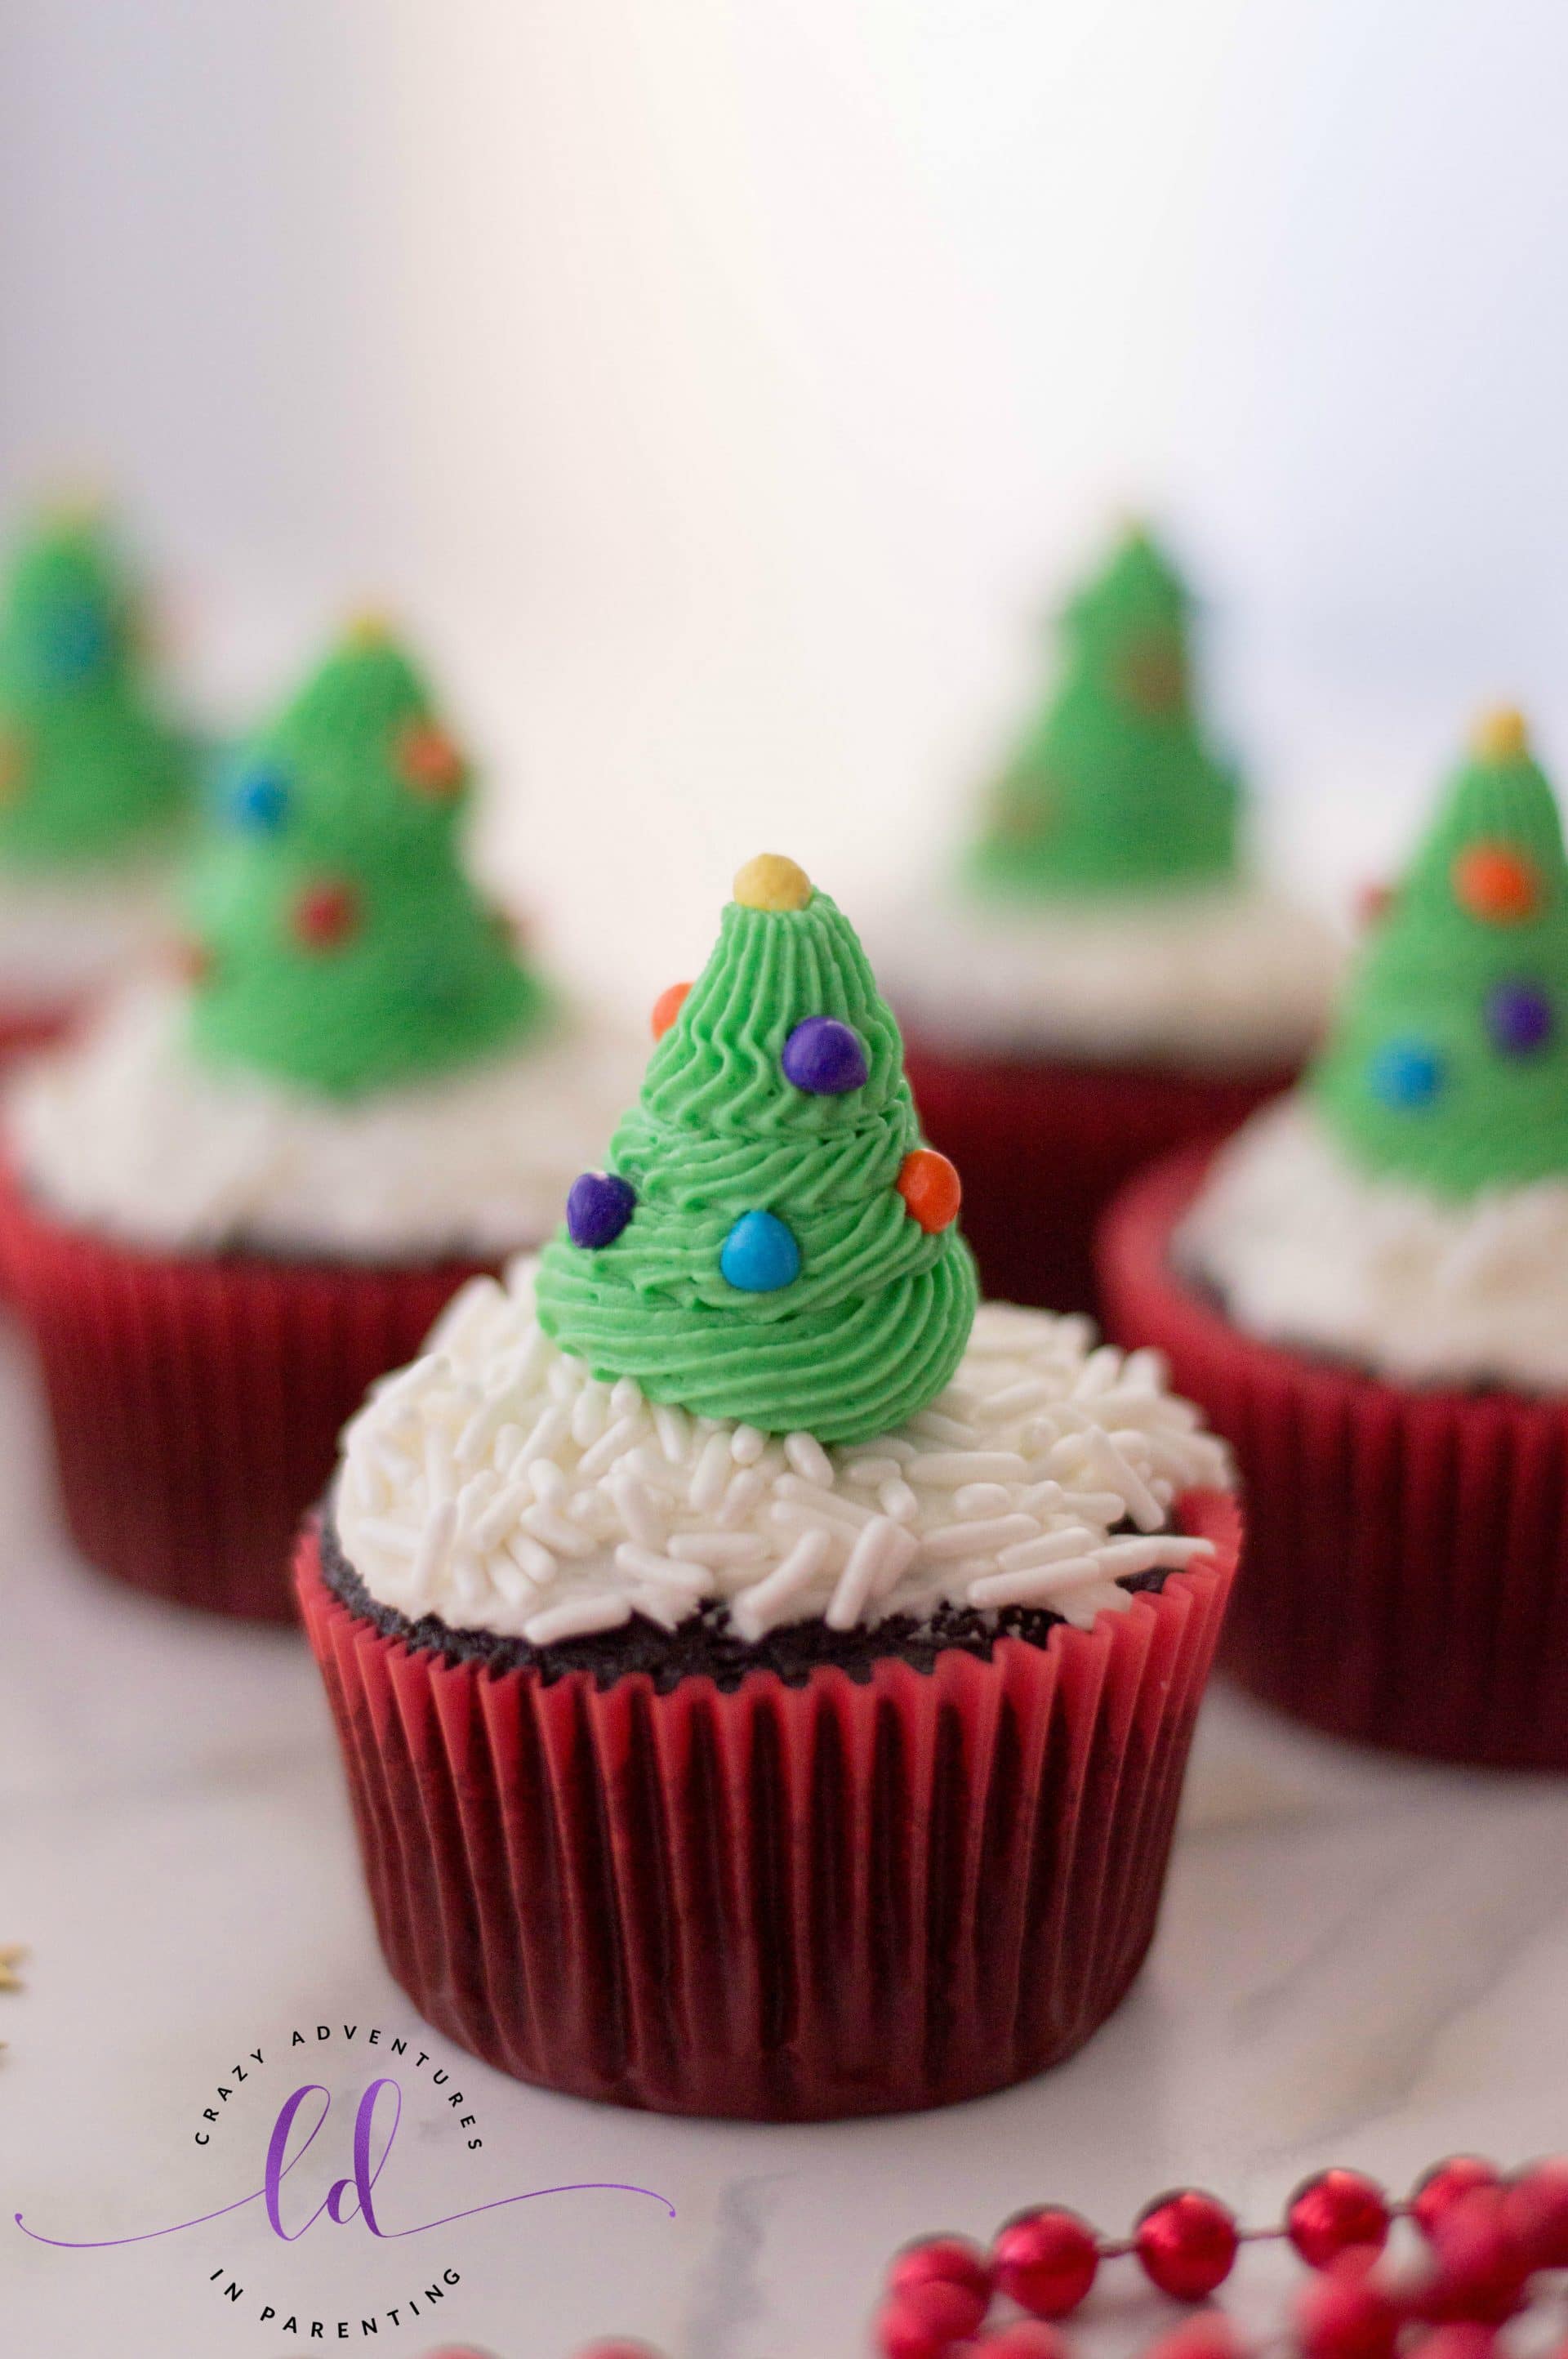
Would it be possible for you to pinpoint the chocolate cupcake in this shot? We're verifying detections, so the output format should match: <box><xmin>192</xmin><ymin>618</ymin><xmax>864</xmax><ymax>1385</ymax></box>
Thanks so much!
<box><xmin>301</xmin><ymin>854</ymin><xmax>1240</xmax><ymax>2119</ymax></box>
<box><xmin>1100</xmin><ymin>709</ymin><xmax>1568</xmax><ymax>1767</ymax></box>
<box><xmin>1</xmin><ymin>617</ymin><xmax>635</xmax><ymax>1619</ymax></box>
<box><xmin>884</xmin><ymin>525</ymin><xmax>1337</xmax><ymax>1316</ymax></box>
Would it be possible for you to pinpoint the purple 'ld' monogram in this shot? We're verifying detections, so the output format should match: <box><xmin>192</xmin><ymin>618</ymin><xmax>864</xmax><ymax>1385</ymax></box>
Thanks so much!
<box><xmin>15</xmin><ymin>2078</ymin><xmax>675</xmax><ymax>2250</ymax></box>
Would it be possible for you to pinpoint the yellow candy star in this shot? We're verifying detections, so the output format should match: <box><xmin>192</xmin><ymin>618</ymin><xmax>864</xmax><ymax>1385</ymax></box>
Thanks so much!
<box><xmin>733</xmin><ymin>854</ymin><xmax>812</xmax><ymax>912</ymax></box>
<box><xmin>342</xmin><ymin>605</ymin><xmax>395</xmax><ymax>649</ymax></box>
<box><xmin>1472</xmin><ymin>706</ymin><xmax>1530</xmax><ymax>762</ymax></box>
<box><xmin>0</xmin><ymin>1947</ymin><xmax>26</xmax><ymax>1993</ymax></box>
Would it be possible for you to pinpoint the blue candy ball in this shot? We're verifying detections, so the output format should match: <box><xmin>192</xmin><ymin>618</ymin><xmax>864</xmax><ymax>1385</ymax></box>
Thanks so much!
<box><xmin>1370</xmin><ymin>1038</ymin><xmax>1444</xmax><ymax>1108</ymax></box>
<box><xmin>781</xmin><ymin>1015</ymin><xmax>869</xmax><ymax>1095</ymax></box>
<box><xmin>1487</xmin><ymin>980</ymin><xmax>1554</xmax><ymax>1055</ymax></box>
<box><xmin>228</xmin><ymin>762</ymin><xmax>292</xmax><ymax>833</ymax></box>
<box><xmin>566</xmin><ymin>1170</ymin><xmax>636</xmax><ymax>1250</ymax></box>
<box><xmin>720</xmin><ymin>1208</ymin><xmax>802</xmax><ymax>1292</ymax></box>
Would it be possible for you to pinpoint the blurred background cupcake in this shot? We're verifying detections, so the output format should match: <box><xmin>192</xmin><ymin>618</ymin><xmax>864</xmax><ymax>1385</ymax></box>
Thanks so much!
<box><xmin>1099</xmin><ymin>707</ymin><xmax>1568</xmax><ymax>1768</ymax></box>
<box><xmin>1</xmin><ymin>615</ymin><xmax>638</xmax><ymax>1621</ymax></box>
<box><xmin>0</xmin><ymin>497</ymin><xmax>198</xmax><ymax>1055</ymax></box>
<box><xmin>887</xmin><ymin>524</ymin><xmax>1339</xmax><ymax>1318</ymax></box>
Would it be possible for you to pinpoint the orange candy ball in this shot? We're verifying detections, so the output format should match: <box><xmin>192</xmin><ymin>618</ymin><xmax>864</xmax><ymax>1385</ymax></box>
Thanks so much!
<box><xmin>398</xmin><ymin>720</ymin><xmax>466</xmax><ymax>799</ymax></box>
<box><xmin>1452</xmin><ymin>842</ymin><xmax>1542</xmax><ymax>923</ymax></box>
<box><xmin>898</xmin><ymin>1148</ymin><xmax>962</xmax><ymax>1233</ymax></box>
<box><xmin>650</xmin><ymin>981</ymin><xmax>692</xmax><ymax>1041</ymax></box>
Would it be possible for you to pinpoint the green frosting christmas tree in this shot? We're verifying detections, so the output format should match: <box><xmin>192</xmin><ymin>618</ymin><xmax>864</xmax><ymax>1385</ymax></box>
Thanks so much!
<box><xmin>536</xmin><ymin>854</ymin><xmax>978</xmax><ymax>1443</ymax></box>
<box><xmin>183</xmin><ymin>618</ymin><xmax>549</xmax><ymax>1098</ymax></box>
<box><xmin>968</xmin><ymin>524</ymin><xmax>1241</xmax><ymax>899</ymax></box>
<box><xmin>0</xmin><ymin>502</ymin><xmax>193</xmax><ymax>867</ymax></box>
<box><xmin>1313</xmin><ymin>708</ymin><xmax>1568</xmax><ymax>1197</ymax></box>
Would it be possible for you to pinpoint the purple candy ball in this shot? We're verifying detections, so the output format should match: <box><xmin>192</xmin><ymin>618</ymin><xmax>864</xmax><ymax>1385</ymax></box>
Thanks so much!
<box><xmin>567</xmin><ymin>1170</ymin><xmax>636</xmax><ymax>1250</ymax></box>
<box><xmin>1487</xmin><ymin>980</ymin><xmax>1554</xmax><ymax>1055</ymax></box>
<box><xmin>781</xmin><ymin>1015</ymin><xmax>868</xmax><ymax>1095</ymax></box>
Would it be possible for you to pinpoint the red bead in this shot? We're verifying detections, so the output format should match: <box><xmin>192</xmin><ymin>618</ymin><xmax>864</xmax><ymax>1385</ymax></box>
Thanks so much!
<box><xmin>1502</xmin><ymin>2159</ymin><xmax>1568</xmax><ymax>2269</ymax></box>
<box><xmin>292</xmin><ymin>878</ymin><xmax>360</xmax><ymax>951</ymax></box>
<box><xmin>1411</xmin><ymin>2159</ymin><xmax>1501</xmax><ymax>2239</ymax></box>
<box><xmin>570</xmin><ymin>2343</ymin><xmax>663</xmax><ymax>2359</ymax></box>
<box><xmin>1451</xmin><ymin>844</ymin><xmax>1541</xmax><ymax>923</ymax></box>
<box><xmin>888</xmin><ymin>2236</ymin><xmax>994</xmax><ymax>2311</ymax></box>
<box><xmin>875</xmin><ymin>2279</ymin><xmax>984</xmax><ymax>2357</ymax></box>
<box><xmin>1294</xmin><ymin>2250</ymin><xmax>1402</xmax><ymax>2359</ymax></box>
<box><xmin>650</xmin><ymin>981</ymin><xmax>691</xmax><ymax>1041</ymax></box>
<box><xmin>397</xmin><ymin>718</ymin><xmax>466</xmax><ymax>798</ymax></box>
<box><xmin>1134</xmin><ymin>2191</ymin><xmax>1240</xmax><ymax>2301</ymax></box>
<box><xmin>977</xmin><ymin>2328</ymin><xmax>1072</xmax><ymax>2359</ymax></box>
<box><xmin>1136</xmin><ymin>2312</ymin><xmax>1245</xmax><ymax>2359</ymax></box>
<box><xmin>1414</xmin><ymin>2190</ymin><xmax>1530</xmax><ymax>2326</ymax></box>
<box><xmin>1355</xmin><ymin>881</ymin><xmax>1395</xmax><ymax>930</ymax></box>
<box><xmin>1288</xmin><ymin>2169</ymin><xmax>1392</xmax><ymax>2268</ymax></box>
<box><xmin>992</xmin><ymin>2207</ymin><xmax>1100</xmax><ymax>2319</ymax></box>
<box><xmin>1406</xmin><ymin>2329</ymin><xmax>1499</xmax><ymax>2359</ymax></box>
<box><xmin>898</xmin><ymin>1148</ymin><xmax>963</xmax><ymax>1235</ymax></box>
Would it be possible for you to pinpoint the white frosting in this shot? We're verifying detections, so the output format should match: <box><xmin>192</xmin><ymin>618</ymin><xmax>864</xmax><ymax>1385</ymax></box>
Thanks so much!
<box><xmin>1179</xmin><ymin>1097</ymin><xmax>1568</xmax><ymax>1394</ymax></box>
<box><xmin>877</xmin><ymin>880</ymin><xmax>1339</xmax><ymax>1069</ymax></box>
<box><xmin>334</xmin><ymin>1260</ymin><xmax>1232</xmax><ymax>1645</ymax></box>
<box><xmin>0</xmin><ymin>862</ymin><xmax>172</xmax><ymax>1006</ymax></box>
<box><xmin>5</xmin><ymin>979</ymin><xmax>644</xmax><ymax>1260</ymax></box>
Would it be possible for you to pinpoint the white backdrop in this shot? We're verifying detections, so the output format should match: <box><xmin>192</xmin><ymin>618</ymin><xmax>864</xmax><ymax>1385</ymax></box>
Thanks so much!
<box><xmin>2</xmin><ymin>0</ymin><xmax>1566</xmax><ymax>1005</ymax></box>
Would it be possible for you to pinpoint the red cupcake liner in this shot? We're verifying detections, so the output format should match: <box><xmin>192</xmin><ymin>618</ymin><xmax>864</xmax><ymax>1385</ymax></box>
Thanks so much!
<box><xmin>902</xmin><ymin>1035</ymin><xmax>1296</xmax><ymax>1320</ymax></box>
<box><xmin>1098</xmin><ymin>1146</ymin><xmax>1568</xmax><ymax>1770</ymax></box>
<box><xmin>0</xmin><ymin>1158</ymin><xmax>493</xmax><ymax>1621</ymax></box>
<box><xmin>296</xmin><ymin>1492</ymin><xmax>1240</xmax><ymax>2120</ymax></box>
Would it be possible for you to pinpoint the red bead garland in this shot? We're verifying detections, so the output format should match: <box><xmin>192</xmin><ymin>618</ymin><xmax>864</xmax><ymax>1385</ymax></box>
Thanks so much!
<box><xmin>1294</xmin><ymin>2250</ymin><xmax>1403</xmax><ymax>2359</ymax></box>
<box><xmin>886</xmin><ymin>2235</ymin><xmax>995</xmax><ymax>2309</ymax></box>
<box><xmin>1135</xmin><ymin>2192</ymin><xmax>1240</xmax><ymax>2301</ymax></box>
<box><xmin>1287</xmin><ymin>2169</ymin><xmax>1392</xmax><ymax>2268</ymax></box>
<box><xmin>1503</xmin><ymin>2157</ymin><xmax>1568</xmax><ymax>2268</ymax></box>
<box><xmin>875</xmin><ymin>2276</ymin><xmax>986</xmax><ymax>2357</ymax></box>
<box><xmin>993</xmin><ymin>2208</ymin><xmax>1101</xmax><ymax>2320</ymax></box>
<box><xmin>1410</xmin><ymin>2157</ymin><xmax>1501</xmax><ymax>2238</ymax></box>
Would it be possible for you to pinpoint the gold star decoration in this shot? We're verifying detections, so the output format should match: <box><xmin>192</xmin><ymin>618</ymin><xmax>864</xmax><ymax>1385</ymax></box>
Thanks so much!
<box><xmin>0</xmin><ymin>1945</ymin><xmax>27</xmax><ymax>1993</ymax></box>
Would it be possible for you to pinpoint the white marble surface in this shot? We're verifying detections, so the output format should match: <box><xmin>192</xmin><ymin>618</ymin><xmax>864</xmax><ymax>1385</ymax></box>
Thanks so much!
<box><xmin>5</xmin><ymin>1313</ymin><xmax>1568</xmax><ymax>2359</ymax></box>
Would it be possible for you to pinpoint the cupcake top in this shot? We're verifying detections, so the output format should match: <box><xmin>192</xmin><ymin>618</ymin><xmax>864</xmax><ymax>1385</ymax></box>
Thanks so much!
<box><xmin>0</xmin><ymin>502</ymin><xmax>193</xmax><ymax>871</ymax></box>
<box><xmin>880</xmin><ymin>525</ymin><xmax>1335</xmax><ymax>1066</ymax></box>
<box><xmin>5</xmin><ymin>618</ymin><xmax>638</xmax><ymax>1257</ymax></box>
<box><xmin>334</xmin><ymin>859</ymin><xmax>1231</xmax><ymax>1646</ymax></box>
<box><xmin>1182</xmin><ymin>711</ymin><xmax>1568</xmax><ymax>1390</ymax></box>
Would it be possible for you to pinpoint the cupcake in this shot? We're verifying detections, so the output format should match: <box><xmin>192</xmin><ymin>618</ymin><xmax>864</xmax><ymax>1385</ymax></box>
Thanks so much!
<box><xmin>886</xmin><ymin>525</ymin><xmax>1337</xmax><ymax>1317</ymax></box>
<box><xmin>0</xmin><ymin>501</ymin><xmax>197</xmax><ymax>1054</ymax></box>
<box><xmin>0</xmin><ymin>618</ymin><xmax>636</xmax><ymax>1621</ymax></box>
<box><xmin>1098</xmin><ymin>708</ymin><xmax>1568</xmax><ymax>1768</ymax></box>
<box><xmin>299</xmin><ymin>854</ymin><xmax>1240</xmax><ymax>2120</ymax></box>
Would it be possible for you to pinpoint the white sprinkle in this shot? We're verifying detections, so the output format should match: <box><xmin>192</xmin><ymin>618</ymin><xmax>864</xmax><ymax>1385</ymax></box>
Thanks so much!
<box><xmin>654</xmin><ymin>1404</ymin><xmax>690</xmax><ymax>1465</ymax></box>
<box><xmin>784</xmin><ymin>1431</ymin><xmax>835</xmax><ymax>1486</ymax></box>
<box><xmin>906</xmin><ymin>1452</ymin><xmax>1028</xmax><ymax>1488</ymax></box>
<box><xmin>523</xmin><ymin>1594</ymin><xmax>633</xmax><ymax>1646</ymax></box>
<box><xmin>610</xmin><ymin>1473</ymin><xmax>663</xmax><ymax>1550</ymax></box>
<box><xmin>610</xmin><ymin>1376</ymin><xmax>644</xmax><ymax>1417</ymax></box>
<box><xmin>909</xmin><ymin>1410</ymin><xmax>979</xmax><ymax>1446</ymax></box>
<box><xmin>626</xmin><ymin>1585</ymin><xmax>687</xmax><ymax>1630</ymax></box>
<box><xmin>716</xmin><ymin>1469</ymin><xmax>767</xmax><ymax>1527</ymax></box>
<box><xmin>1073</xmin><ymin>1346</ymin><xmax>1125</xmax><ymax>1396</ymax></box>
<box><xmin>425</xmin><ymin>1282</ymin><xmax>497</xmax><ymax>1356</ymax></box>
<box><xmin>1122</xmin><ymin>1347</ymin><xmax>1170</xmax><ymax>1392</ymax></box>
<box><xmin>668</xmin><ymin>1532</ymin><xmax>765</xmax><ymax>1567</ymax></box>
<box><xmin>730</xmin><ymin>1425</ymin><xmax>767</xmax><ymax>1465</ymax></box>
<box><xmin>531</xmin><ymin>1459</ymin><xmax>567</xmax><ymax>1507</ymax></box>
<box><xmin>826</xmin><ymin>1516</ymin><xmax>915</xmax><ymax>1628</ymax></box>
<box><xmin>516</xmin><ymin>1402</ymin><xmax>570</xmax><ymax>1466</ymax></box>
<box><xmin>974</xmin><ymin>1378</ymin><xmax>1056</xmax><ymax>1420</ymax></box>
<box><xmin>1094</xmin><ymin>1536</ymin><xmax>1215</xmax><ymax>1573</ymax></box>
<box><xmin>1056</xmin><ymin>1487</ymin><xmax>1129</xmax><ymax>1523</ymax></box>
<box><xmin>1091</xmin><ymin>1429</ymin><xmax>1164</xmax><ymax>1531</ymax></box>
<box><xmin>729</xmin><ymin>1529</ymin><xmax>832</xmax><ymax>1642</ymax></box>
<box><xmin>547</xmin><ymin>1357</ymin><xmax>581</xmax><ymax>1404</ymax></box>
<box><xmin>878</xmin><ymin>1477</ymin><xmax>918</xmax><ymax>1523</ymax></box>
<box><xmin>967</xmin><ymin>1557</ymin><xmax>1102</xmax><ymax>1609</ymax></box>
<box><xmin>844</xmin><ymin>1456</ymin><xmax>899</xmax><ymax>1487</ymax></box>
<box><xmin>996</xmin><ymin>1524</ymin><xmax>1098</xmax><ymax>1571</ymax></box>
<box><xmin>471</xmin><ymin>1481</ymin><xmax>532</xmax><ymax>1553</ymax></box>
<box><xmin>571</xmin><ymin>1383</ymin><xmax>609</xmax><ymax>1447</ymax></box>
<box><xmin>576</xmin><ymin>1414</ymin><xmax>641</xmax><ymax>1479</ymax></box>
<box><xmin>351</xmin><ymin>1517</ymin><xmax>421</xmax><ymax>1558</ymax></box>
<box><xmin>774</xmin><ymin>1473</ymin><xmax>875</xmax><ymax>1525</ymax></box>
<box><xmin>954</xmin><ymin>1483</ymin><xmax>1012</xmax><ymax>1518</ymax></box>
<box><xmin>920</xmin><ymin>1514</ymin><xmax>1041</xmax><ymax>1560</ymax></box>
<box><xmin>503</xmin><ymin>1532</ymin><xmax>556</xmax><ymax>1586</ymax></box>
<box><xmin>521</xmin><ymin>1505</ymin><xmax>598</xmax><ymax>1559</ymax></box>
<box><xmin>411</xmin><ymin>1498</ymin><xmax>457</xmax><ymax>1592</ymax></box>
<box><xmin>613</xmin><ymin>1544</ymin><xmax>711</xmax><ymax>1592</ymax></box>
<box><xmin>423</xmin><ymin>1425</ymin><xmax>455</xmax><ymax>1508</ymax></box>
<box><xmin>690</xmin><ymin>1434</ymin><xmax>733</xmax><ymax>1514</ymax></box>
<box><xmin>454</xmin><ymin>1389</ymin><xmax>515</xmax><ymax>1469</ymax></box>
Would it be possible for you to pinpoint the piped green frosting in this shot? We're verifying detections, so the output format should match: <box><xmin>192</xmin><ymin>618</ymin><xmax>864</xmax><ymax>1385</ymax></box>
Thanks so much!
<box><xmin>967</xmin><ymin>524</ymin><xmax>1241</xmax><ymax>899</ymax></box>
<box><xmin>534</xmin><ymin>863</ymin><xmax>979</xmax><ymax>1443</ymax></box>
<box><xmin>184</xmin><ymin>622</ymin><xmax>549</xmax><ymax>1099</ymax></box>
<box><xmin>1313</xmin><ymin>711</ymin><xmax>1568</xmax><ymax>1197</ymax></box>
<box><xmin>0</xmin><ymin>506</ymin><xmax>193</xmax><ymax>867</ymax></box>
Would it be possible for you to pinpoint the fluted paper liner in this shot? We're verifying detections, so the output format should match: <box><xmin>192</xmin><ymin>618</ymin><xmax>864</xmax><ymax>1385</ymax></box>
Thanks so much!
<box><xmin>297</xmin><ymin>1494</ymin><xmax>1239</xmax><ymax>2120</ymax></box>
<box><xmin>1098</xmin><ymin>1144</ymin><xmax>1568</xmax><ymax>1769</ymax></box>
<box><xmin>0</xmin><ymin>1157</ymin><xmax>492</xmax><ymax>1621</ymax></box>
<box><xmin>902</xmin><ymin>1033</ymin><xmax>1294</xmax><ymax>1318</ymax></box>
